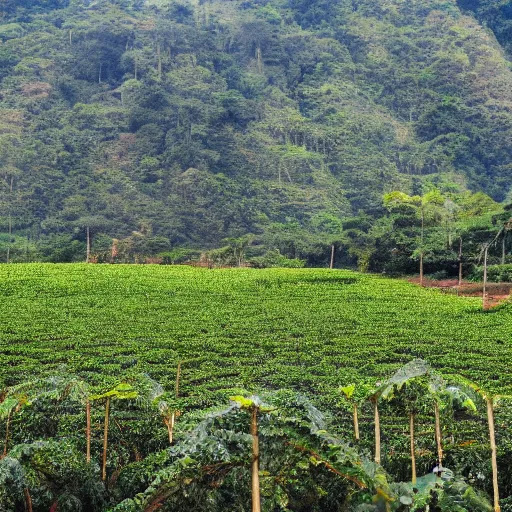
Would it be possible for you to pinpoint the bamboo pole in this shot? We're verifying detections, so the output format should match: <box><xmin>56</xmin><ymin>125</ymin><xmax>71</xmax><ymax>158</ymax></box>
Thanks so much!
<box><xmin>102</xmin><ymin>397</ymin><xmax>110</xmax><ymax>482</ymax></box>
<box><xmin>251</xmin><ymin>407</ymin><xmax>261</xmax><ymax>512</ymax></box>
<box><xmin>487</xmin><ymin>398</ymin><xmax>501</xmax><ymax>512</ymax></box>
<box><xmin>410</xmin><ymin>413</ymin><xmax>416</xmax><ymax>485</ymax></box>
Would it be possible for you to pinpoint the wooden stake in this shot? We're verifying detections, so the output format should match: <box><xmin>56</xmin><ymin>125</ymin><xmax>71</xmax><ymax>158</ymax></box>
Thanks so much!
<box><xmin>330</xmin><ymin>244</ymin><xmax>335</xmax><ymax>270</ymax></box>
<box><xmin>102</xmin><ymin>397</ymin><xmax>110</xmax><ymax>482</ymax></box>
<box><xmin>487</xmin><ymin>398</ymin><xmax>501</xmax><ymax>512</ymax></box>
<box><xmin>251</xmin><ymin>407</ymin><xmax>261</xmax><ymax>512</ymax></box>
<box><xmin>410</xmin><ymin>413</ymin><xmax>416</xmax><ymax>485</ymax></box>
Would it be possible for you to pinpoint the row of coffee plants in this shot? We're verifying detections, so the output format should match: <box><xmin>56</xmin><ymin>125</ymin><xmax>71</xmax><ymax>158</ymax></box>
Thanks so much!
<box><xmin>0</xmin><ymin>265</ymin><xmax>511</xmax><ymax>397</ymax></box>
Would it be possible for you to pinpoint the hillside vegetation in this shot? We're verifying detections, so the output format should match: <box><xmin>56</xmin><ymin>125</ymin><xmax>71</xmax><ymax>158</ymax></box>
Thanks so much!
<box><xmin>0</xmin><ymin>0</ymin><xmax>511</xmax><ymax>266</ymax></box>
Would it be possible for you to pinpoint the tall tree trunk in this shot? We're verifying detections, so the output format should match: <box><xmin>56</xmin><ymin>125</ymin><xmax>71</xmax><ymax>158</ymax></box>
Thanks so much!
<box><xmin>24</xmin><ymin>488</ymin><xmax>33</xmax><ymax>512</ymax></box>
<box><xmin>483</xmin><ymin>245</ymin><xmax>489</xmax><ymax>310</ymax></box>
<box><xmin>157</xmin><ymin>42</ymin><xmax>162</xmax><ymax>80</ymax></box>
<box><xmin>330</xmin><ymin>244</ymin><xmax>335</xmax><ymax>270</ymax></box>
<box><xmin>502</xmin><ymin>235</ymin><xmax>506</xmax><ymax>266</ymax></box>
<box><xmin>410</xmin><ymin>413</ymin><xmax>416</xmax><ymax>485</ymax></box>
<box><xmin>434</xmin><ymin>401</ymin><xmax>443</xmax><ymax>468</ymax></box>
<box><xmin>102</xmin><ymin>397</ymin><xmax>110</xmax><ymax>482</ymax></box>
<box><xmin>487</xmin><ymin>398</ymin><xmax>501</xmax><ymax>512</ymax></box>
<box><xmin>86</xmin><ymin>227</ymin><xmax>91</xmax><ymax>264</ymax></box>
<box><xmin>420</xmin><ymin>206</ymin><xmax>424</xmax><ymax>286</ymax></box>
<box><xmin>458</xmin><ymin>237</ymin><xmax>463</xmax><ymax>286</ymax></box>
<box><xmin>166</xmin><ymin>361</ymin><xmax>182</xmax><ymax>445</ymax></box>
<box><xmin>251</xmin><ymin>407</ymin><xmax>261</xmax><ymax>512</ymax></box>
<box><xmin>374</xmin><ymin>400</ymin><xmax>381</xmax><ymax>465</ymax></box>
<box><xmin>419</xmin><ymin>252</ymin><xmax>424</xmax><ymax>286</ymax></box>
<box><xmin>86</xmin><ymin>400</ymin><xmax>91</xmax><ymax>463</ymax></box>
<box><xmin>6</xmin><ymin>213</ymin><xmax>11</xmax><ymax>264</ymax></box>
<box><xmin>256</xmin><ymin>46</ymin><xmax>263</xmax><ymax>74</ymax></box>
<box><xmin>165</xmin><ymin>414</ymin><xmax>175</xmax><ymax>445</ymax></box>
<box><xmin>353</xmin><ymin>403</ymin><xmax>360</xmax><ymax>441</ymax></box>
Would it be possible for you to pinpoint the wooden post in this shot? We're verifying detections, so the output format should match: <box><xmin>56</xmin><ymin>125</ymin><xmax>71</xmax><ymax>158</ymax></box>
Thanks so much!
<box><xmin>374</xmin><ymin>399</ymin><xmax>381</xmax><ymax>465</ymax></box>
<box><xmin>487</xmin><ymin>398</ymin><xmax>501</xmax><ymax>512</ymax></box>
<box><xmin>434</xmin><ymin>401</ymin><xmax>443</xmax><ymax>468</ymax></box>
<box><xmin>251</xmin><ymin>407</ymin><xmax>261</xmax><ymax>512</ymax></box>
<box><xmin>410</xmin><ymin>413</ymin><xmax>416</xmax><ymax>485</ymax></box>
<box><xmin>102</xmin><ymin>397</ymin><xmax>110</xmax><ymax>482</ymax></box>
<box><xmin>86</xmin><ymin>400</ymin><xmax>91</xmax><ymax>463</ymax></box>
<box><xmin>330</xmin><ymin>244</ymin><xmax>335</xmax><ymax>270</ymax></box>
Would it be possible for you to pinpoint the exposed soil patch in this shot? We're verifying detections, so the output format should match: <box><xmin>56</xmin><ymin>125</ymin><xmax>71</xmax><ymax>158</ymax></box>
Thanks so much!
<box><xmin>407</xmin><ymin>277</ymin><xmax>512</xmax><ymax>308</ymax></box>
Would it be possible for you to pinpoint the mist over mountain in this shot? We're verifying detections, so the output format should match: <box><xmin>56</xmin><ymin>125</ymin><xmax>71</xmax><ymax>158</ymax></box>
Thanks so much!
<box><xmin>0</xmin><ymin>0</ymin><xmax>511</xmax><ymax>264</ymax></box>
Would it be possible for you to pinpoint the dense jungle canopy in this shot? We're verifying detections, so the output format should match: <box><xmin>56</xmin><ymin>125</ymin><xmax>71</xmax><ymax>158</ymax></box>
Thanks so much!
<box><xmin>0</xmin><ymin>0</ymin><xmax>511</xmax><ymax>268</ymax></box>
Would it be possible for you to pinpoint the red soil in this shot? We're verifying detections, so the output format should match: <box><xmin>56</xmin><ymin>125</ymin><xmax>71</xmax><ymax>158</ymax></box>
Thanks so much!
<box><xmin>407</xmin><ymin>277</ymin><xmax>511</xmax><ymax>309</ymax></box>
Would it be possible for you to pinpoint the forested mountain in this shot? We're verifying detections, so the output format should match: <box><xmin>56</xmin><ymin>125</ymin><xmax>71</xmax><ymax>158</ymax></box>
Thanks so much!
<box><xmin>0</xmin><ymin>0</ymin><xmax>511</xmax><ymax>266</ymax></box>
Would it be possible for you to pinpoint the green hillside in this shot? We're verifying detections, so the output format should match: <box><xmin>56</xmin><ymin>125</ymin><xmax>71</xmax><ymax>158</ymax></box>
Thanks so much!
<box><xmin>0</xmin><ymin>0</ymin><xmax>511</xmax><ymax>265</ymax></box>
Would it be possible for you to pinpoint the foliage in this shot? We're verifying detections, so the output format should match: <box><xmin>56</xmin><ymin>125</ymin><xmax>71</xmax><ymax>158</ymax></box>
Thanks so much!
<box><xmin>470</xmin><ymin>264</ymin><xmax>512</xmax><ymax>283</ymax></box>
<box><xmin>0</xmin><ymin>0</ymin><xmax>511</xmax><ymax>267</ymax></box>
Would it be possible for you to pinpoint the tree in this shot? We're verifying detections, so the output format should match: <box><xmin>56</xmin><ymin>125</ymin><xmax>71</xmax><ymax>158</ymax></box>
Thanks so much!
<box><xmin>384</xmin><ymin>190</ymin><xmax>446</xmax><ymax>285</ymax></box>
